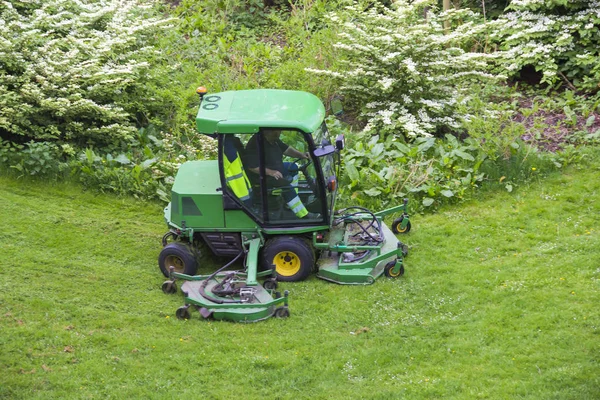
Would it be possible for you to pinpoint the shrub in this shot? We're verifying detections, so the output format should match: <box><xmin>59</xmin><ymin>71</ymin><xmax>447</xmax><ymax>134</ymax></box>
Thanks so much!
<box><xmin>73</xmin><ymin>148</ymin><xmax>165</xmax><ymax>200</ymax></box>
<box><xmin>0</xmin><ymin>0</ymin><xmax>173</xmax><ymax>148</ymax></box>
<box><xmin>307</xmin><ymin>0</ymin><xmax>501</xmax><ymax>139</ymax></box>
<box><xmin>338</xmin><ymin>125</ymin><xmax>487</xmax><ymax>211</ymax></box>
<box><xmin>0</xmin><ymin>139</ymin><xmax>70</xmax><ymax>178</ymax></box>
<box><xmin>489</xmin><ymin>0</ymin><xmax>600</xmax><ymax>93</ymax></box>
<box><xmin>67</xmin><ymin>125</ymin><xmax>218</xmax><ymax>201</ymax></box>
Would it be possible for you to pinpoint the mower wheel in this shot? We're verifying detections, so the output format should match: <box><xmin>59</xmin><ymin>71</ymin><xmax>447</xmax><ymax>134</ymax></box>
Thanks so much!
<box><xmin>384</xmin><ymin>260</ymin><xmax>404</xmax><ymax>278</ymax></box>
<box><xmin>262</xmin><ymin>236</ymin><xmax>314</xmax><ymax>282</ymax></box>
<box><xmin>392</xmin><ymin>217</ymin><xmax>411</xmax><ymax>234</ymax></box>
<box><xmin>161</xmin><ymin>280</ymin><xmax>177</xmax><ymax>294</ymax></box>
<box><xmin>158</xmin><ymin>242</ymin><xmax>198</xmax><ymax>277</ymax></box>
<box><xmin>263</xmin><ymin>279</ymin><xmax>278</xmax><ymax>290</ymax></box>
<box><xmin>176</xmin><ymin>306</ymin><xmax>191</xmax><ymax>320</ymax></box>
<box><xmin>274</xmin><ymin>307</ymin><xmax>290</xmax><ymax>319</ymax></box>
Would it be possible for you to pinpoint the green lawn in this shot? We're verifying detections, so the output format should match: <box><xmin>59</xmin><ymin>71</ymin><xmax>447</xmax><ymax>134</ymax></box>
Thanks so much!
<box><xmin>1</xmin><ymin>159</ymin><xmax>599</xmax><ymax>399</ymax></box>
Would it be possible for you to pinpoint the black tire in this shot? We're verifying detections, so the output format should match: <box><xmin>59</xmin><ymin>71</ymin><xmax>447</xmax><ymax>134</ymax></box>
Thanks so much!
<box><xmin>161</xmin><ymin>280</ymin><xmax>177</xmax><ymax>294</ymax></box>
<box><xmin>263</xmin><ymin>279</ymin><xmax>278</xmax><ymax>291</ymax></box>
<box><xmin>176</xmin><ymin>306</ymin><xmax>191</xmax><ymax>320</ymax></box>
<box><xmin>274</xmin><ymin>307</ymin><xmax>290</xmax><ymax>318</ymax></box>
<box><xmin>392</xmin><ymin>217</ymin><xmax>411</xmax><ymax>234</ymax></box>
<box><xmin>261</xmin><ymin>236</ymin><xmax>314</xmax><ymax>282</ymax></box>
<box><xmin>158</xmin><ymin>242</ymin><xmax>198</xmax><ymax>277</ymax></box>
<box><xmin>384</xmin><ymin>260</ymin><xmax>404</xmax><ymax>278</ymax></box>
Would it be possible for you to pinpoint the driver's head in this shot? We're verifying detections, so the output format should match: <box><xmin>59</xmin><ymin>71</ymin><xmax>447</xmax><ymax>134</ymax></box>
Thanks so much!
<box><xmin>263</xmin><ymin>129</ymin><xmax>281</xmax><ymax>143</ymax></box>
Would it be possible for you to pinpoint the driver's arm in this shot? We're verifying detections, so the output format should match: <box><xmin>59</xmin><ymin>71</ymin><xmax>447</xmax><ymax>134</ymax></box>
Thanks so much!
<box><xmin>248</xmin><ymin>167</ymin><xmax>283</xmax><ymax>180</ymax></box>
<box><xmin>283</xmin><ymin>146</ymin><xmax>309</xmax><ymax>160</ymax></box>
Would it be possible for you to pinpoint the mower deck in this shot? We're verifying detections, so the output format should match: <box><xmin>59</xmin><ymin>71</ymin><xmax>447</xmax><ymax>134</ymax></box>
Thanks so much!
<box><xmin>163</xmin><ymin>272</ymin><xmax>289</xmax><ymax>323</ymax></box>
<box><xmin>179</xmin><ymin>277</ymin><xmax>288</xmax><ymax>322</ymax></box>
<box><xmin>316</xmin><ymin>219</ymin><xmax>405</xmax><ymax>285</ymax></box>
<box><xmin>162</xmin><ymin>238</ymin><xmax>290</xmax><ymax>323</ymax></box>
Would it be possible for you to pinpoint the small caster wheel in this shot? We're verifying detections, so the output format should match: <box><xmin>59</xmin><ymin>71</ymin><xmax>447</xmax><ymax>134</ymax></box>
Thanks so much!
<box><xmin>161</xmin><ymin>280</ymin><xmax>177</xmax><ymax>294</ymax></box>
<box><xmin>263</xmin><ymin>279</ymin><xmax>278</xmax><ymax>290</ymax></box>
<box><xmin>392</xmin><ymin>217</ymin><xmax>411</xmax><ymax>234</ymax></box>
<box><xmin>176</xmin><ymin>306</ymin><xmax>191</xmax><ymax>320</ymax></box>
<box><xmin>274</xmin><ymin>307</ymin><xmax>290</xmax><ymax>319</ymax></box>
<box><xmin>384</xmin><ymin>260</ymin><xmax>404</xmax><ymax>278</ymax></box>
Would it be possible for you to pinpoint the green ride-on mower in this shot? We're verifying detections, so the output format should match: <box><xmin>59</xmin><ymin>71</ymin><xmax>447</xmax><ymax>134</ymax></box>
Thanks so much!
<box><xmin>159</xmin><ymin>88</ymin><xmax>412</xmax><ymax>322</ymax></box>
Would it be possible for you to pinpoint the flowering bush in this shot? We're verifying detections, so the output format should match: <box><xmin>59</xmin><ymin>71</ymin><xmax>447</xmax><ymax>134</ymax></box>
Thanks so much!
<box><xmin>307</xmin><ymin>0</ymin><xmax>501</xmax><ymax>139</ymax></box>
<box><xmin>0</xmin><ymin>0</ymin><xmax>172</xmax><ymax>147</ymax></box>
<box><xmin>490</xmin><ymin>0</ymin><xmax>600</xmax><ymax>92</ymax></box>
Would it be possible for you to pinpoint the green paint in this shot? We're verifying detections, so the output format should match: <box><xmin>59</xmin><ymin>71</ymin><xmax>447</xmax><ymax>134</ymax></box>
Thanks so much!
<box><xmin>315</xmin><ymin>221</ymin><xmax>402</xmax><ymax>285</ymax></box>
<box><xmin>196</xmin><ymin>89</ymin><xmax>326</xmax><ymax>135</ymax></box>
<box><xmin>161</xmin><ymin>89</ymin><xmax>414</xmax><ymax>321</ymax></box>
<box><xmin>244</xmin><ymin>237</ymin><xmax>261</xmax><ymax>286</ymax></box>
<box><xmin>168</xmin><ymin>160</ymin><xmax>224</xmax><ymax>229</ymax></box>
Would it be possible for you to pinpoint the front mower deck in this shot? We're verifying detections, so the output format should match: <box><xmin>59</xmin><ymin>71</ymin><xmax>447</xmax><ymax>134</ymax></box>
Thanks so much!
<box><xmin>162</xmin><ymin>237</ymin><xmax>290</xmax><ymax>323</ymax></box>
<box><xmin>179</xmin><ymin>276</ymin><xmax>288</xmax><ymax>322</ymax></box>
<box><xmin>164</xmin><ymin>271</ymin><xmax>289</xmax><ymax>323</ymax></box>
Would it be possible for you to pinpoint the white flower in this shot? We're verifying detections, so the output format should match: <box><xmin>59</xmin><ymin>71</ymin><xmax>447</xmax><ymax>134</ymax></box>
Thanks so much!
<box><xmin>378</xmin><ymin>77</ymin><xmax>394</xmax><ymax>90</ymax></box>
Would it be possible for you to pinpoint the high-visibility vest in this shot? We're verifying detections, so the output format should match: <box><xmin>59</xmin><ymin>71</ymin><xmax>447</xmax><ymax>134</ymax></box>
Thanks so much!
<box><xmin>223</xmin><ymin>151</ymin><xmax>252</xmax><ymax>202</ymax></box>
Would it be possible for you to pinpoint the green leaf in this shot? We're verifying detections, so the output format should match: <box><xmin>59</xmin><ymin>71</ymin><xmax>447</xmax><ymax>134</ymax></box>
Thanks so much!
<box><xmin>368</xmin><ymin>135</ymin><xmax>379</xmax><ymax>147</ymax></box>
<box><xmin>345</xmin><ymin>164</ymin><xmax>359</xmax><ymax>181</ymax></box>
<box><xmin>441</xmin><ymin>190</ymin><xmax>454</xmax><ymax>198</ymax></box>
<box><xmin>417</xmin><ymin>138</ymin><xmax>435</xmax><ymax>153</ymax></box>
<box><xmin>148</xmin><ymin>135</ymin><xmax>162</xmax><ymax>146</ymax></box>
<box><xmin>393</xmin><ymin>142</ymin><xmax>410</xmax><ymax>154</ymax></box>
<box><xmin>371</xmin><ymin>143</ymin><xmax>384</xmax><ymax>157</ymax></box>
<box><xmin>444</xmin><ymin>134</ymin><xmax>458</xmax><ymax>147</ymax></box>
<box><xmin>423</xmin><ymin>197</ymin><xmax>434</xmax><ymax>207</ymax></box>
<box><xmin>140</xmin><ymin>158</ymin><xmax>157</xmax><ymax>169</ymax></box>
<box><xmin>364</xmin><ymin>188</ymin><xmax>382</xmax><ymax>196</ymax></box>
<box><xmin>454</xmin><ymin>149</ymin><xmax>475</xmax><ymax>161</ymax></box>
<box><xmin>85</xmin><ymin>149</ymin><xmax>96</xmax><ymax>163</ymax></box>
<box><xmin>585</xmin><ymin>115</ymin><xmax>595</xmax><ymax>127</ymax></box>
<box><xmin>115</xmin><ymin>154</ymin><xmax>131</xmax><ymax>165</ymax></box>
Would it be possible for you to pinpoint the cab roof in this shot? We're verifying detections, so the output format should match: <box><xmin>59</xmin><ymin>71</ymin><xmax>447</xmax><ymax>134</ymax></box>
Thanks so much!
<box><xmin>195</xmin><ymin>89</ymin><xmax>326</xmax><ymax>135</ymax></box>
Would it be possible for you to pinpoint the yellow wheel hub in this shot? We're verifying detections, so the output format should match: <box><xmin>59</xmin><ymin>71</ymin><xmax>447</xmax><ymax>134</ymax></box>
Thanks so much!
<box><xmin>273</xmin><ymin>251</ymin><xmax>301</xmax><ymax>277</ymax></box>
<box><xmin>165</xmin><ymin>255</ymin><xmax>185</xmax><ymax>273</ymax></box>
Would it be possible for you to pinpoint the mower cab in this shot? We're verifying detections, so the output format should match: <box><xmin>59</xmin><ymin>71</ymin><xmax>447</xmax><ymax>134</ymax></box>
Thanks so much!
<box><xmin>159</xmin><ymin>89</ymin><xmax>412</xmax><ymax>322</ymax></box>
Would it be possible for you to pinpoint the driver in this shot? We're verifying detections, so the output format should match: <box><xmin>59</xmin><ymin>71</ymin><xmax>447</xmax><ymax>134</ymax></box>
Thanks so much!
<box><xmin>245</xmin><ymin>129</ymin><xmax>319</xmax><ymax>219</ymax></box>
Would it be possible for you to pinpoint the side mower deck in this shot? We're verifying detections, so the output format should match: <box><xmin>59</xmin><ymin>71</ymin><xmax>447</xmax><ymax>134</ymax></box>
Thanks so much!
<box><xmin>316</xmin><ymin>215</ymin><xmax>406</xmax><ymax>284</ymax></box>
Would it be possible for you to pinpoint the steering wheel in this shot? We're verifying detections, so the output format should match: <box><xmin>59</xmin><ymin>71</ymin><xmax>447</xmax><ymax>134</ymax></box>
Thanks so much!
<box><xmin>292</xmin><ymin>157</ymin><xmax>312</xmax><ymax>175</ymax></box>
<box><xmin>292</xmin><ymin>157</ymin><xmax>317</xmax><ymax>194</ymax></box>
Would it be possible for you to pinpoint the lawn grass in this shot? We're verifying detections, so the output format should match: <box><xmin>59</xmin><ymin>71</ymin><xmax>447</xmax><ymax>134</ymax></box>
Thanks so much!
<box><xmin>1</xmin><ymin>156</ymin><xmax>599</xmax><ymax>399</ymax></box>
